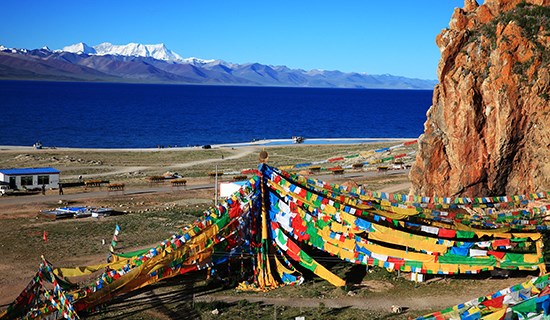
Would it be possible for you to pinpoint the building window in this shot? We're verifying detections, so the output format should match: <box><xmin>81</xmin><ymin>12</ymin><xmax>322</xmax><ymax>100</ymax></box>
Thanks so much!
<box><xmin>9</xmin><ymin>177</ymin><xmax>16</xmax><ymax>189</ymax></box>
<box><xmin>38</xmin><ymin>175</ymin><xmax>50</xmax><ymax>185</ymax></box>
<box><xmin>21</xmin><ymin>176</ymin><xmax>33</xmax><ymax>186</ymax></box>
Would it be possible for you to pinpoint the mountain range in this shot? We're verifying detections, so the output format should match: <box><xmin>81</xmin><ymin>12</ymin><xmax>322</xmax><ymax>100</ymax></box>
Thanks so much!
<box><xmin>0</xmin><ymin>42</ymin><xmax>437</xmax><ymax>89</ymax></box>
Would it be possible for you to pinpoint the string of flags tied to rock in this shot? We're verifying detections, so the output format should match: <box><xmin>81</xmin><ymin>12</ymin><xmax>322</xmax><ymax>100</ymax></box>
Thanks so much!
<box><xmin>1</xmin><ymin>158</ymin><xmax>550</xmax><ymax>319</ymax></box>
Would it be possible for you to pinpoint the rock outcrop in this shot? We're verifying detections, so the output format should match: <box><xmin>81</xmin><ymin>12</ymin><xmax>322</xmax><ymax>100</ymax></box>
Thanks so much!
<box><xmin>410</xmin><ymin>0</ymin><xmax>550</xmax><ymax>197</ymax></box>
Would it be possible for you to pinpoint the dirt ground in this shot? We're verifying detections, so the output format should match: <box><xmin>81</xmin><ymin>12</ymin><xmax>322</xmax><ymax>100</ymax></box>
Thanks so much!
<box><xmin>0</xmin><ymin>143</ymin><xmax>536</xmax><ymax>319</ymax></box>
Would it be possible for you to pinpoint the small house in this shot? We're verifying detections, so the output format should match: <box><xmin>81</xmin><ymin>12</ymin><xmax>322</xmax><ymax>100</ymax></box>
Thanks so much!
<box><xmin>0</xmin><ymin>167</ymin><xmax>60</xmax><ymax>190</ymax></box>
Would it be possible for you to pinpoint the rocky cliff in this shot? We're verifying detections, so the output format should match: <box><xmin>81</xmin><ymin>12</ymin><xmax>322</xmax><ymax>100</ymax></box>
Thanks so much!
<box><xmin>410</xmin><ymin>0</ymin><xmax>550</xmax><ymax>197</ymax></box>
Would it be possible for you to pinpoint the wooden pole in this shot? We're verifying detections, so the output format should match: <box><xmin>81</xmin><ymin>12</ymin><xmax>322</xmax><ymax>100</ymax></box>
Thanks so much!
<box><xmin>214</xmin><ymin>164</ymin><xmax>218</xmax><ymax>207</ymax></box>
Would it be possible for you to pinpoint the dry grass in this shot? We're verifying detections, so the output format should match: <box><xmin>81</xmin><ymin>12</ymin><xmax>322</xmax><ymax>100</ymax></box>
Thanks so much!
<box><xmin>0</xmin><ymin>141</ymin><xmax>416</xmax><ymax>183</ymax></box>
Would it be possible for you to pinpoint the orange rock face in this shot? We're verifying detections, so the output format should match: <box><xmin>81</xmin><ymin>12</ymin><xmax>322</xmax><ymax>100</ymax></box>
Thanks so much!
<box><xmin>410</xmin><ymin>0</ymin><xmax>550</xmax><ymax>197</ymax></box>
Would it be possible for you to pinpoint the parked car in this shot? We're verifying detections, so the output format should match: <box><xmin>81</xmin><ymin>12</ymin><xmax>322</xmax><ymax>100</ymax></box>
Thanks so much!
<box><xmin>0</xmin><ymin>184</ymin><xmax>14</xmax><ymax>196</ymax></box>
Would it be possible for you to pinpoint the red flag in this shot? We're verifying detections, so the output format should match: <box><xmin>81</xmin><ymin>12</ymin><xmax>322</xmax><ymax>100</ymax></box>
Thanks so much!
<box><xmin>481</xmin><ymin>295</ymin><xmax>505</xmax><ymax>309</ymax></box>
<box><xmin>488</xmin><ymin>251</ymin><xmax>506</xmax><ymax>260</ymax></box>
<box><xmin>43</xmin><ymin>230</ymin><xmax>48</xmax><ymax>242</ymax></box>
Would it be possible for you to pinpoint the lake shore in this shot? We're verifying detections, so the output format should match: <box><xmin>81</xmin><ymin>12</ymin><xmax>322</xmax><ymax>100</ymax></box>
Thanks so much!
<box><xmin>0</xmin><ymin>137</ymin><xmax>415</xmax><ymax>152</ymax></box>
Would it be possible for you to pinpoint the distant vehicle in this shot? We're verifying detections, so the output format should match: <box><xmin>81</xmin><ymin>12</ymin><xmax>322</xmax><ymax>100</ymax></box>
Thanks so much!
<box><xmin>292</xmin><ymin>136</ymin><xmax>305</xmax><ymax>144</ymax></box>
<box><xmin>0</xmin><ymin>184</ymin><xmax>14</xmax><ymax>196</ymax></box>
<box><xmin>202</xmin><ymin>144</ymin><xmax>212</xmax><ymax>149</ymax></box>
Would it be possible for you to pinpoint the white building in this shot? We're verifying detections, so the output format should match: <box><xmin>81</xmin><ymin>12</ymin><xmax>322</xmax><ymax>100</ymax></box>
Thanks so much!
<box><xmin>219</xmin><ymin>181</ymin><xmax>248</xmax><ymax>198</ymax></box>
<box><xmin>0</xmin><ymin>167</ymin><xmax>60</xmax><ymax>190</ymax></box>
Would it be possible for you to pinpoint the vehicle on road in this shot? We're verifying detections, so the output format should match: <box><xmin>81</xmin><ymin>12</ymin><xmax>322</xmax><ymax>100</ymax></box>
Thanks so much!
<box><xmin>0</xmin><ymin>183</ymin><xmax>14</xmax><ymax>196</ymax></box>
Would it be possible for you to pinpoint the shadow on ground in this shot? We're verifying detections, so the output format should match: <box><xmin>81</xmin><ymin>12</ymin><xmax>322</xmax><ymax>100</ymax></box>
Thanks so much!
<box><xmin>84</xmin><ymin>273</ymin><xmax>227</xmax><ymax>320</ymax></box>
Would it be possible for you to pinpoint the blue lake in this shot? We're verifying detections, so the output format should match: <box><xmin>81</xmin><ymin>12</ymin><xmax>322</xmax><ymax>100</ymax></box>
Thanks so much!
<box><xmin>0</xmin><ymin>81</ymin><xmax>432</xmax><ymax>148</ymax></box>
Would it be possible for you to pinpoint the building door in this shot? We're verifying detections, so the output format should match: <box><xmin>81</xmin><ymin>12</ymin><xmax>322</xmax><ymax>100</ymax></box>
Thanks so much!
<box><xmin>9</xmin><ymin>177</ymin><xmax>16</xmax><ymax>189</ymax></box>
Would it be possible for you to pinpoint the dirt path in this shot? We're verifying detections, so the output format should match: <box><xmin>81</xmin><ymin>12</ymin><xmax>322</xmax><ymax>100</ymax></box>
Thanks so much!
<box><xmin>167</xmin><ymin>147</ymin><xmax>256</xmax><ymax>170</ymax></box>
<box><xmin>62</xmin><ymin>147</ymin><xmax>256</xmax><ymax>180</ymax></box>
<box><xmin>194</xmin><ymin>293</ymin><xmax>452</xmax><ymax>311</ymax></box>
<box><xmin>0</xmin><ymin>183</ymin><xmax>213</xmax><ymax>206</ymax></box>
<box><xmin>193</xmin><ymin>276</ymin><xmax>525</xmax><ymax>314</ymax></box>
<box><xmin>78</xmin><ymin>274</ymin><xmax>527</xmax><ymax>319</ymax></box>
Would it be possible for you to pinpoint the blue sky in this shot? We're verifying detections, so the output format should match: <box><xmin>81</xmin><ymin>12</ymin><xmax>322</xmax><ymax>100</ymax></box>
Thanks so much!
<box><xmin>2</xmin><ymin>1</ymin><xmax>464</xmax><ymax>79</ymax></box>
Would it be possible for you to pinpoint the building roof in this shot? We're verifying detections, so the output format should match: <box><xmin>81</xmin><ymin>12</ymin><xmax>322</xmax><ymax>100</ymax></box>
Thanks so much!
<box><xmin>226</xmin><ymin>181</ymin><xmax>248</xmax><ymax>186</ymax></box>
<box><xmin>0</xmin><ymin>167</ymin><xmax>60</xmax><ymax>175</ymax></box>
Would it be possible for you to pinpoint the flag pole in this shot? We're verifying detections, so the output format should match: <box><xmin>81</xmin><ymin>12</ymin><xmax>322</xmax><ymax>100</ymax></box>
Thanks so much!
<box><xmin>214</xmin><ymin>164</ymin><xmax>218</xmax><ymax>207</ymax></box>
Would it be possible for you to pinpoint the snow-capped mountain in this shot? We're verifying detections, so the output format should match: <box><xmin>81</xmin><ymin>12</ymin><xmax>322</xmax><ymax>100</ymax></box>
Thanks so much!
<box><xmin>61</xmin><ymin>42</ymin><xmax>184</xmax><ymax>62</ymax></box>
<box><xmin>182</xmin><ymin>57</ymin><xmax>217</xmax><ymax>65</ymax></box>
<box><xmin>0</xmin><ymin>45</ymin><xmax>27</xmax><ymax>54</ymax></box>
<box><xmin>0</xmin><ymin>42</ymin><xmax>438</xmax><ymax>89</ymax></box>
<box><xmin>61</xmin><ymin>42</ymin><xmax>96</xmax><ymax>55</ymax></box>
